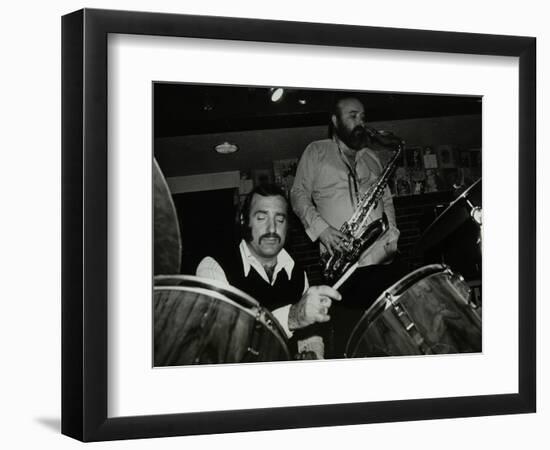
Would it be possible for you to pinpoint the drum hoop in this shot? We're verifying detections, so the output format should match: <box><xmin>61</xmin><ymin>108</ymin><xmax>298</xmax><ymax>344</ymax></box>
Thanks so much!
<box><xmin>155</xmin><ymin>285</ymin><xmax>260</xmax><ymax>315</ymax></box>
<box><xmin>345</xmin><ymin>264</ymin><xmax>451</xmax><ymax>357</ymax></box>
<box><xmin>387</xmin><ymin>264</ymin><xmax>448</xmax><ymax>297</ymax></box>
<box><xmin>155</xmin><ymin>274</ymin><xmax>260</xmax><ymax>307</ymax></box>
<box><xmin>154</xmin><ymin>275</ymin><xmax>291</xmax><ymax>356</ymax></box>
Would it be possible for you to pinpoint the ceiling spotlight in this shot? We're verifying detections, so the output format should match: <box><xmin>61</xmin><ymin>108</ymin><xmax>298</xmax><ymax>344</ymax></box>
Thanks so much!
<box><xmin>270</xmin><ymin>88</ymin><xmax>285</xmax><ymax>102</ymax></box>
<box><xmin>298</xmin><ymin>98</ymin><xmax>307</xmax><ymax>105</ymax></box>
<box><xmin>214</xmin><ymin>142</ymin><xmax>238</xmax><ymax>154</ymax></box>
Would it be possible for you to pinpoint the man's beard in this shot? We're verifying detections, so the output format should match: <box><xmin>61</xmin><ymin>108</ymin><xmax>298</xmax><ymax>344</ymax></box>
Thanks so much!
<box><xmin>335</xmin><ymin>121</ymin><xmax>367</xmax><ymax>150</ymax></box>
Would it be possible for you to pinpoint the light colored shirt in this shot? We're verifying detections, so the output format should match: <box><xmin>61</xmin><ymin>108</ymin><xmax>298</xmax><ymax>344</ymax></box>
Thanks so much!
<box><xmin>196</xmin><ymin>240</ymin><xmax>309</xmax><ymax>337</ymax></box>
<box><xmin>290</xmin><ymin>137</ymin><xmax>399</xmax><ymax>266</ymax></box>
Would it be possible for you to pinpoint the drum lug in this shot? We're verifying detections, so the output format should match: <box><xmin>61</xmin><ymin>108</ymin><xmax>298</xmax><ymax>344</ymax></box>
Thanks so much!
<box><xmin>256</xmin><ymin>310</ymin><xmax>274</xmax><ymax>329</ymax></box>
<box><xmin>243</xmin><ymin>312</ymin><xmax>265</xmax><ymax>361</ymax></box>
<box><xmin>446</xmin><ymin>268</ymin><xmax>465</xmax><ymax>285</ymax></box>
<box><xmin>386</xmin><ymin>292</ymin><xmax>431</xmax><ymax>354</ymax></box>
<box><xmin>384</xmin><ymin>291</ymin><xmax>396</xmax><ymax>308</ymax></box>
<box><xmin>468</xmin><ymin>287</ymin><xmax>481</xmax><ymax>310</ymax></box>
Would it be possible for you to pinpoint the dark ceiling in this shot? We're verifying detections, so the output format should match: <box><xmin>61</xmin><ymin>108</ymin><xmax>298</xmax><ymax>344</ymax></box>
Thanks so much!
<box><xmin>154</xmin><ymin>83</ymin><xmax>481</xmax><ymax>138</ymax></box>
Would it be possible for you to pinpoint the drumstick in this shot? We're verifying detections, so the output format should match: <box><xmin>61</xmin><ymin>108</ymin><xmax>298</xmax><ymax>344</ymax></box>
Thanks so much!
<box><xmin>332</xmin><ymin>262</ymin><xmax>359</xmax><ymax>290</ymax></box>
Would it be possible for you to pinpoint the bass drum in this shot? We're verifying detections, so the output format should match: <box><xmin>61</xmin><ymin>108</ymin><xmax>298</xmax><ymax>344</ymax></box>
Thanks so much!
<box><xmin>154</xmin><ymin>275</ymin><xmax>290</xmax><ymax>366</ymax></box>
<box><xmin>346</xmin><ymin>264</ymin><xmax>481</xmax><ymax>357</ymax></box>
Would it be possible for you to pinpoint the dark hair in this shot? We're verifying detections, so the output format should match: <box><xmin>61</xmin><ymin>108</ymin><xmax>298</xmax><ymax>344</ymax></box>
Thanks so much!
<box><xmin>239</xmin><ymin>183</ymin><xmax>288</xmax><ymax>241</ymax></box>
<box><xmin>328</xmin><ymin>95</ymin><xmax>364</xmax><ymax>138</ymax></box>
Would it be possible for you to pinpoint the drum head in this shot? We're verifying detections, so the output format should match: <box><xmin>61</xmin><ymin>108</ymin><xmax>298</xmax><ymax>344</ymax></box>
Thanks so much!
<box><xmin>346</xmin><ymin>265</ymin><xmax>481</xmax><ymax>357</ymax></box>
<box><xmin>154</xmin><ymin>275</ymin><xmax>290</xmax><ymax>365</ymax></box>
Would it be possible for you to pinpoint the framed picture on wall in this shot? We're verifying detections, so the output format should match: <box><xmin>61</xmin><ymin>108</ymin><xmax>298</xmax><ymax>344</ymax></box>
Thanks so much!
<box><xmin>252</xmin><ymin>168</ymin><xmax>275</xmax><ymax>187</ymax></box>
<box><xmin>62</xmin><ymin>8</ymin><xmax>535</xmax><ymax>442</ymax></box>
<box><xmin>273</xmin><ymin>158</ymin><xmax>299</xmax><ymax>196</ymax></box>
<box><xmin>436</xmin><ymin>144</ymin><xmax>458</xmax><ymax>168</ymax></box>
<box><xmin>405</xmin><ymin>146</ymin><xmax>424</xmax><ymax>170</ymax></box>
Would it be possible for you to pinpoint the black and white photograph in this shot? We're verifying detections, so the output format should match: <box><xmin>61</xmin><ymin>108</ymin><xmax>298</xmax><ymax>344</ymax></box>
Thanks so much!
<box><xmin>152</xmin><ymin>84</ymin><xmax>483</xmax><ymax>366</ymax></box>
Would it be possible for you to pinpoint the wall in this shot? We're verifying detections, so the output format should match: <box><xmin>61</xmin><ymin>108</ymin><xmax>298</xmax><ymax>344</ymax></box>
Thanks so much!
<box><xmin>156</xmin><ymin>114</ymin><xmax>481</xmax><ymax>177</ymax></box>
<box><xmin>1</xmin><ymin>1</ymin><xmax>547</xmax><ymax>450</ymax></box>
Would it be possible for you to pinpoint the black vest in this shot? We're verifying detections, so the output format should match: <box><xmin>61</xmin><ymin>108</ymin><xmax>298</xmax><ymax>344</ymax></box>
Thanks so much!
<box><xmin>215</xmin><ymin>246</ymin><xmax>305</xmax><ymax>311</ymax></box>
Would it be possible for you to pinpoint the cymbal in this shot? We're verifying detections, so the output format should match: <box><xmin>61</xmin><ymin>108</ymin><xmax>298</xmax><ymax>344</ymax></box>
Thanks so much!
<box><xmin>154</xmin><ymin>158</ymin><xmax>182</xmax><ymax>275</ymax></box>
<box><xmin>416</xmin><ymin>178</ymin><xmax>481</xmax><ymax>252</ymax></box>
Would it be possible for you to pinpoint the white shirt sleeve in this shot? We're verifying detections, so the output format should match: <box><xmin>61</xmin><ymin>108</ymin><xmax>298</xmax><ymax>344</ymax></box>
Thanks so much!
<box><xmin>271</xmin><ymin>305</ymin><xmax>293</xmax><ymax>338</ymax></box>
<box><xmin>271</xmin><ymin>271</ymin><xmax>309</xmax><ymax>338</ymax></box>
<box><xmin>290</xmin><ymin>144</ymin><xmax>331</xmax><ymax>241</ymax></box>
<box><xmin>195</xmin><ymin>256</ymin><xmax>229</xmax><ymax>285</ymax></box>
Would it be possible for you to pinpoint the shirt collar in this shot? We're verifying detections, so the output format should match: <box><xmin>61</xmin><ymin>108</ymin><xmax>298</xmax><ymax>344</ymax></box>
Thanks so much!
<box><xmin>239</xmin><ymin>239</ymin><xmax>295</xmax><ymax>284</ymax></box>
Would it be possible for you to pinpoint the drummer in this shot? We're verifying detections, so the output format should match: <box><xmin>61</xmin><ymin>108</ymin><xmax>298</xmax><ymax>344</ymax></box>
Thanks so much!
<box><xmin>196</xmin><ymin>184</ymin><xmax>341</xmax><ymax>358</ymax></box>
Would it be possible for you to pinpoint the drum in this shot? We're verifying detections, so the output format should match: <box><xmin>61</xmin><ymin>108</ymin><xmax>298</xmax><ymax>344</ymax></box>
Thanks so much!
<box><xmin>154</xmin><ymin>275</ymin><xmax>290</xmax><ymax>366</ymax></box>
<box><xmin>154</xmin><ymin>158</ymin><xmax>182</xmax><ymax>275</ymax></box>
<box><xmin>345</xmin><ymin>264</ymin><xmax>481</xmax><ymax>358</ymax></box>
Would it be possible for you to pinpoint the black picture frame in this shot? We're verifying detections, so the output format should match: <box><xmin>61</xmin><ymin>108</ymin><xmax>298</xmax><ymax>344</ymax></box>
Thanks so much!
<box><xmin>62</xmin><ymin>8</ymin><xmax>536</xmax><ymax>442</ymax></box>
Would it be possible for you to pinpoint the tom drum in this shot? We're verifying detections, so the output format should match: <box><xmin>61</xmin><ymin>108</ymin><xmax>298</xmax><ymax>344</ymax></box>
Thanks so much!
<box><xmin>154</xmin><ymin>275</ymin><xmax>290</xmax><ymax>366</ymax></box>
<box><xmin>346</xmin><ymin>264</ymin><xmax>481</xmax><ymax>358</ymax></box>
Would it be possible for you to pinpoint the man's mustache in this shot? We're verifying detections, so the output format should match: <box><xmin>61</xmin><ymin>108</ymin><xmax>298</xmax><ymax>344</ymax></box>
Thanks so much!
<box><xmin>260</xmin><ymin>233</ymin><xmax>281</xmax><ymax>243</ymax></box>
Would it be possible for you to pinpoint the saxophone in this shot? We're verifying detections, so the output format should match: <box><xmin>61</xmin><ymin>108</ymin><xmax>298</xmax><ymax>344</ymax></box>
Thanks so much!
<box><xmin>322</xmin><ymin>129</ymin><xmax>403</xmax><ymax>283</ymax></box>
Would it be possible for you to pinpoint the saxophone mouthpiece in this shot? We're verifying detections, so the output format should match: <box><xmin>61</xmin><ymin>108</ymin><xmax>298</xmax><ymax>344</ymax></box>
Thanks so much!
<box><xmin>365</xmin><ymin>128</ymin><xmax>403</xmax><ymax>147</ymax></box>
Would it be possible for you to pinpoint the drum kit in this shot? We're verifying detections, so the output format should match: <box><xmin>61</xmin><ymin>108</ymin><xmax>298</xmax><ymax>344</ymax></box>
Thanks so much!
<box><xmin>153</xmin><ymin>160</ymin><xmax>482</xmax><ymax>365</ymax></box>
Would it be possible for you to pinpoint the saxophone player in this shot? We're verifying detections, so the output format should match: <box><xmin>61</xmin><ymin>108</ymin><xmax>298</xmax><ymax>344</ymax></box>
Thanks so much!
<box><xmin>290</xmin><ymin>96</ymin><xmax>405</xmax><ymax>357</ymax></box>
